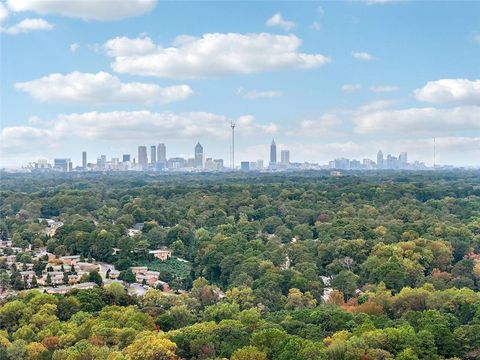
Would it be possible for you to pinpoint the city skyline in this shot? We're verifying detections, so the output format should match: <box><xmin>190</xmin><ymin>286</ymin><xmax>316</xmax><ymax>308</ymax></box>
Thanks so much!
<box><xmin>23</xmin><ymin>137</ymin><xmax>436</xmax><ymax>173</ymax></box>
<box><xmin>1</xmin><ymin>1</ymin><xmax>479</xmax><ymax>168</ymax></box>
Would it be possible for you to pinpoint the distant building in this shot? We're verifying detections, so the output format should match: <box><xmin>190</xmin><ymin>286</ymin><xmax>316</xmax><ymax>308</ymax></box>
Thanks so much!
<box><xmin>168</xmin><ymin>157</ymin><xmax>186</xmax><ymax>169</ymax></box>
<box><xmin>281</xmin><ymin>150</ymin><xmax>290</xmax><ymax>164</ymax></box>
<box><xmin>59</xmin><ymin>255</ymin><xmax>81</xmax><ymax>265</ymax></box>
<box><xmin>363</xmin><ymin>158</ymin><xmax>375</xmax><ymax>169</ymax></box>
<box><xmin>194</xmin><ymin>142</ymin><xmax>204</xmax><ymax>168</ymax></box>
<box><xmin>149</xmin><ymin>248</ymin><xmax>172</xmax><ymax>261</ymax></box>
<box><xmin>240</xmin><ymin>161</ymin><xmax>250</xmax><ymax>171</ymax></box>
<box><xmin>399</xmin><ymin>152</ymin><xmax>408</xmax><ymax>165</ymax></box>
<box><xmin>53</xmin><ymin>158</ymin><xmax>70</xmax><ymax>172</ymax></box>
<box><xmin>334</xmin><ymin>158</ymin><xmax>350</xmax><ymax>170</ymax></box>
<box><xmin>157</xmin><ymin>143</ymin><xmax>166</xmax><ymax>168</ymax></box>
<box><xmin>377</xmin><ymin>150</ymin><xmax>384</xmax><ymax>169</ymax></box>
<box><xmin>138</xmin><ymin>146</ymin><xmax>148</xmax><ymax>170</ymax></box>
<box><xmin>213</xmin><ymin>159</ymin><xmax>224</xmax><ymax>170</ymax></box>
<box><xmin>350</xmin><ymin>159</ymin><xmax>361</xmax><ymax>169</ymax></box>
<box><xmin>122</xmin><ymin>154</ymin><xmax>130</xmax><ymax>162</ymax></box>
<box><xmin>82</xmin><ymin>151</ymin><xmax>87</xmax><ymax>169</ymax></box>
<box><xmin>97</xmin><ymin>155</ymin><xmax>107</xmax><ymax>170</ymax></box>
<box><xmin>257</xmin><ymin>160</ymin><xmax>264</xmax><ymax>170</ymax></box>
<box><xmin>150</xmin><ymin>145</ymin><xmax>157</xmax><ymax>165</ymax></box>
<box><xmin>270</xmin><ymin>139</ymin><xmax>277</xmax><ymax>164</ymax></box>
<box><xmin>205</xmin><ymin>157</ymin><xmax>215</xmax><ymax>170</ymax></box>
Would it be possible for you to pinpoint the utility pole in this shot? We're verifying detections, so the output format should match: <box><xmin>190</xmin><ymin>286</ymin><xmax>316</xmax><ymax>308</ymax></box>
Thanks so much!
<box><xmin>230</xmin><ymin>119</ymin><xmax>236</xmax><ymax>170</ymax></box>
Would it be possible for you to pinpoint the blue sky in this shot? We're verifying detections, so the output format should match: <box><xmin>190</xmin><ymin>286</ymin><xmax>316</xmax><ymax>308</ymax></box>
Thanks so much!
<box><xmin>1</xmin><ymin>0</ymin><xmax>479</xmax><ymax>167</ymax></box>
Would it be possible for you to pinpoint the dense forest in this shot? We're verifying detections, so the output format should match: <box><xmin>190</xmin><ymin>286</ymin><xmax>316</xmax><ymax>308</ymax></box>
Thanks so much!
<box><xmin>1</xmin><ymin>171</ymin><xmax>480</xmax><ymax>360</ymax></box>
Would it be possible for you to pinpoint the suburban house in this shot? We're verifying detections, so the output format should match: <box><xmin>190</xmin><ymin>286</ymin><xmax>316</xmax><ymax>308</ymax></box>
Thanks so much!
<box><xmin>59</xmin><ymin>255</ymin><xmax>81</xmax><ymax>265</ymax></box>
<box><xmin>148</xmin><ymin>248</ymin><xmax>172</xmax><ymax>261</ymax></box>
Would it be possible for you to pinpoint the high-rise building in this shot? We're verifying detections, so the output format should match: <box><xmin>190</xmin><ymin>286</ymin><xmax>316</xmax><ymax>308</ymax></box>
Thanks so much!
<box><xmin>399</xmin><ymin>152</ymin><xmax>408</xmax><ymax>164</ymax></box>
<box><xmin>150</xmin><ymin>145</ymin><xmax>157</xmax><ymax>165</ymax></box>
<box><xmin>205</xmin><ymin>158</ymin><xmax>215</xmax><ymax>170</ymax></box>
<box><xmin>82</xmin><ymin>151</ymin><xmax>87</xmax><ymax>169</ymax></box>
<box><xmin>281</xmin><ymin>149</ymin><xmax>290</xmax><ymax>164</ymax></box>
<box><xmin>97</xmin><ymin>155</ymin><xmax>107</xmax><ymax>170</ymax></box>
<box><xmin>54</xmin><ymin>158</ymin><xmax>70</xmax><ymax>172</ymax></box>
<box><xmin>157</xmin><ymin>143</ymin><xmax>166</xmax><ymax>163</ymax></box>
<box><xmin>270</xmin><ymin>139</ymin><xmax>277</xmax><ymax>164</ymax></box>
<box><xmin>213</xmin><ymin>159</ymin><xmax>224</xmax><ymax>170</ymax></box>
<box><xmin>194</xmin><ymin>142</ymin><xmax>204</xmax><ymax>168</ymax></box>
<box><xmin>377</xmin><ymin>150</ymin><xmax>384</xmax><ymax>169</ymax></box>
<box><xmin>334</xmin><ymin>158</ymin><xmax>350</xmax><ymax>170</ymax></box>
<box><xmin>241</xmin><ymin>161</ymin><xmax>250</xmax><ymax>171</ymax></box>
<box><xmin>138</xmin><ymin>146</ymin><xmax>148</xmax><ymax>170</ymax></box>
<box><xmin>122</xmin><ymin>154</ymin><xmax>130</xmax><ymax>162</ymax></box>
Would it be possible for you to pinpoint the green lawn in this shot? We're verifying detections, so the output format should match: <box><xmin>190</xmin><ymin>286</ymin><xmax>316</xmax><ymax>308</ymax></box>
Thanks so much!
<box><xmin>136</xmin><ymin>257</ymin><xmax>191</xmax><ymax>282</ymax></box>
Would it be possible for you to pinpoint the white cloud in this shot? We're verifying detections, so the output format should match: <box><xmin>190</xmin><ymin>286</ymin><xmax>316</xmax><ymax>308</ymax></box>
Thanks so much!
<box><xmin>106</xmin><ymin>33</ymin><xmax>330</xmax><ymax>79</ymax></box>
<box><xmin>0</xmin><ymin>2</ymin><xmax>8</xmax><ymax>23</ymax></box>
<box><xmin>310</xmin><ymin>22</ymin><xmax>321</xmax><ymax>31</ymax></box>
<box><xmin>317</xmin><ymin>6</ymin><xmax>325</xmax><ymax>17</ymax></box>
<box><xmin>342</xmin><ymin>83</ymin><xmax>361</xmax><ymax>93</ymax></box>
<box><xmin>2</xmin><ymin>17</ymin><xmax>53</xmax><ymax>34</ymax></box>
<box><xmin>1</xmin><ymin>111</ymin><xmax>277</xmax><ymax>158</ymax></box>
<box><xmin>6</xmin><ymin>0</ymin><xmax>157</xmax><ymax>21</ymax></box>
<box><xmin>354</xmin><ymin>106</ymin><xmax>480</xmax><ymax>134</ymax></box>
<box><xmin>69</xmin><ymin>43</ymin><xmax>80</xmax><ymax>53</ymax></box>
<box><xmin>352</xmin><ymin>51</ymin><xmax>375</xmax><ymax>61</ymax></box>
<box><xmin>370</xmin><ymin>85</ymin><xmax>400</xmax><ymax>93</ymax></box>
<box><xmin>414</xmin><ymin>79</ymin><xmax>480</xmax><ymax>105</ymax></box>
<box><xmin>1</xmin><ymin>126</ymin><xmax>59</xmax><ymax>155</ymax></box>
<box><xmin>288</xmin><ymin>114</ymin><xmax>343</xmax><ymax>137</ymax></box>
<box><xmin>473</xmin><ymin>31</ymin><xmax>480</xmax><ymax>44</ymax></box>
<box><xmin>237</xmin><ymin>88</ymin><xmax>282</xmax><ymax>99</ymax></box>
<box><xmin>103</xmin><ymin>36</ymin><xmax>156</xmax><ymax>56</ymax></box>
<box><xmin>283</xmin><ymin>99</ymin><xmax>477</xmax><ymax>140</ymax></box>
<box><xmin>357</xmin><ymin>99</ymin><xmax>400</xmax><ymax>112</ymax></box>
<box><xmin>265</xmin><ymin>13</ymin><xmax>295</xmax><ymax>31</ymax></box>
<box><xmin>15</xmin><ymin>71</ymin><xmax>194</xmax><ymax>105</ymax></box>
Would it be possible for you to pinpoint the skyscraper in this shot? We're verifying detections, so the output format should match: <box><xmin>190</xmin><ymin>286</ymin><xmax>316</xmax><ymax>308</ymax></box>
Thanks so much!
<box><xmin>150</xmin><ymin>145</ymin><xmax>157</xmax><ymax>165</ymax></box>
<box><xmin>122</xmin><ymin>154</ymin><xmax>130</xmax><ymax>162</ymax></box>
<box><xmin>157</xmin><ymin>143</ymin><xmax>166</xmax><ymax>163</ymax></box>
<box><xmin>54</xmin><ymin>158</ymin><xmax>70</xmax><ymax>172</ymax></box>
<box><xmin>138</xmin><ymin>146</ymin><xmax>148</xmax><ymax>170</ymax></box>
<box><xmin>270</xmin><ymin>139</ymin><xmax>277</xmax><ymax>164</ymax></box>
<box><xmin>399</xmin><ymin>152</ymin><xmax>408</xmax><ymax>164</ymax></box>
<box><xmin>377</xmin><ymin>150</ymin><xmax>384</xmax><ymax>169</ymax></box>
<box><xmin>281</xmin><ymin>150</ymin><xmax>290</xmax><ymax>164</ymax></box>
<box><xmin>194</xmin><ymin>142</ymin><xmax>203</xmax><ymax>168</ymax></box>
<box><xmin>82</xmin><ymin>151</ymin><xmax>87</xmax><ymax>169</ymax></box>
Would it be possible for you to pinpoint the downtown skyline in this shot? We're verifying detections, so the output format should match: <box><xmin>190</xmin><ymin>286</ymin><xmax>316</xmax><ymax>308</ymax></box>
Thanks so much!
<box><xmin>1</xmin><ymin>1</ymin><xmax>480</xmax><ymax>168</ymax></box>
<box><xmin>23</xmin><ymin>138</ymin><xmax>432</xmax><ymax>173</ymax></box>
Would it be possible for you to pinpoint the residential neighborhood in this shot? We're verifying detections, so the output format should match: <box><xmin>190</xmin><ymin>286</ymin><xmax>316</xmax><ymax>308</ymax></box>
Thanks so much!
<box><xmin>0</xmin><ymin>218</ymin><xmax>176</xmax><ymax>298</ymax></box>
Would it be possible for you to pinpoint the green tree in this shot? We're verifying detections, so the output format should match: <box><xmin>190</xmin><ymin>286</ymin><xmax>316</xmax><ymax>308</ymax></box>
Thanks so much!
<box><xmin>331</xmin><ymin>270</ymin><xmax>359</xmax><ymax>300</ymax></box>
<box><xmin>119</xmin><ymin>269</ymin><xmax>136</xmax><ymax>284</ymax></box>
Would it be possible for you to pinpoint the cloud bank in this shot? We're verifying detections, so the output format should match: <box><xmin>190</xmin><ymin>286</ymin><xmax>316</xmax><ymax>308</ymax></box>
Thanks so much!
<box><xmin>105</xmin><ymin>33</ymin><xmax>330</xmax><ymax>79</ymax></box>
<box><xmin>15</xmin><ymin>71</ymin><xmax>194</xmax><ymax>105</ymax></box>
